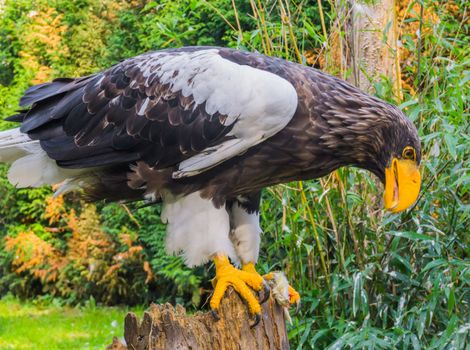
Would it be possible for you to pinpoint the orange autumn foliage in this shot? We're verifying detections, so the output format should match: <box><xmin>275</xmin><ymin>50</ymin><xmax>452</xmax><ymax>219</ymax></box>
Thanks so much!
<box><xmin>4</xmin><ymin>231</ymin><xmax>66</xmax><ymax>283</ymax></box>
<box><xmin>19</xmin><ymin>7</ymin><xmax>68</xmax><ymax>84</ymax></box>
<box><xmin>396</xmin><ymin>0</ymin><xmax>441</xmax><ymax>94</ymax></box>
<box><xmin>4</xmin><ymin>198</ymin><xmax>153</xmax><ymax>304</ymax></box>
<box><xmin>44</xmin><ymin>195</ymin><xmax>66</xmax><ymax>225</ymax></box>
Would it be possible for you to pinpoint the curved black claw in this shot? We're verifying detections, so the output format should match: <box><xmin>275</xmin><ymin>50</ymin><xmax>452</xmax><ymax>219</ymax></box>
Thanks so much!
<box><xmin>294</xmin><ymin>300</ymin><xmax>301</xmax><ymax>315</ymax></box>
<box><xmin>211</xmin><ymin>309</ymin><xmax>220</xmax><ymax>321</ymax></box>
<box><xmin>250</xmin><ymin>313</ymin><xmax>261</xmax><ymax>328</ymax></box>
<box><xmin>259</xmin><ymin>280</ymin><xmax>271</xmax><ymax>304</ymax></box>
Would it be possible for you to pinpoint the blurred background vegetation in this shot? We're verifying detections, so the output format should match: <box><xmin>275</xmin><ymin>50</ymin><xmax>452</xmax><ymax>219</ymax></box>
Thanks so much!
<box><xmin>0</xmin><ymin>0</ymin><xmax>468</xmax><ymax>349</ymax></box>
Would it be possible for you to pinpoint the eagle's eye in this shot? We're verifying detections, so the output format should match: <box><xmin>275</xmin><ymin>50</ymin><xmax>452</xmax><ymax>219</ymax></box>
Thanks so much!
<box><xmin>402</xmin><ymin>146</ymin><xmax>416</xmax><ymax>161</ymax></box>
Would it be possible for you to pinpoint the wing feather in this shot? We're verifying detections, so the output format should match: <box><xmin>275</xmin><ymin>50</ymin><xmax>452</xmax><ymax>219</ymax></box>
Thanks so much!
<box><xmin>14</xmin><ymin>47</ymin><xmax>298</xmax><ymax>175</ymax></box>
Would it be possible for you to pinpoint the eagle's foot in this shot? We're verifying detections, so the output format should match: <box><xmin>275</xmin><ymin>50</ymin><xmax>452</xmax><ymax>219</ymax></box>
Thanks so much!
<box><xmin>264</xmin><ymin>271</ymin><xmax>301</xmax><ymax>317</ymax></box>
<box><xmin>210</xmin><ymin>255</ymin><xmax>266</xmax><ymax>324</ymax></box>
<box><xmin>241</xmin><ymin>262</ymin><xmax>271</xmax><ymax>304</ymax></box>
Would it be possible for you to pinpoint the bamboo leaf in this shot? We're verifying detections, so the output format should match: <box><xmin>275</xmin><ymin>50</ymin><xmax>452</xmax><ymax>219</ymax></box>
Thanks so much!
<box><xmin>352</xmin><ymin>272</ymin><xmax>362</xmax><ymax>317</ymax></box>
<box><xmin>387</xmin><ymin>231</ymin><xmax>434</xmax><ymax>241</ymax></box>
<box><xmin>422</xmin><ymin>259</ymin><xmax>447</xmax><ymax>272</ymax></box>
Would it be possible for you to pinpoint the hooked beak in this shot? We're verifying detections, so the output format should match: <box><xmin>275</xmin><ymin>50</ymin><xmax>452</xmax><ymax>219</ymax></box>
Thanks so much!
<box><xmin>384</xmin><ymin>158</ymin><xmax>421</xmax><ymax>213</ymax></box>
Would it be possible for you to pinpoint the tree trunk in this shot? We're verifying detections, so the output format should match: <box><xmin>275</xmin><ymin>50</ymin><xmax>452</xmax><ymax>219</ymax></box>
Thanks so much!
<box><xmin>107</xmin><ymin>288</ymin><xmax>289</xmax><ymax>350</ymax></box>
<box><xmin>330</xmin><ymin>0</ymin><xmax>401</xmax><ymax>96</ymax></box>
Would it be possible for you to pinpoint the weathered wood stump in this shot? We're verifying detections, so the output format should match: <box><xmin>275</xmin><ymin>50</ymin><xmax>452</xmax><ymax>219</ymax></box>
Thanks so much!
<box><xmin>107</xmin><ymin>287</ymin><xmax>289</xmax><ymax>350</ymax></box>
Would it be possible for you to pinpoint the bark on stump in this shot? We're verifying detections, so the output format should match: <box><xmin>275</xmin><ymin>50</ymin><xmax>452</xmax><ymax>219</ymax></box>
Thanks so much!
<box><xmin>107</xmin><ymin>287</ymin><xmax>290</xmax><ymax>350</ymax></box>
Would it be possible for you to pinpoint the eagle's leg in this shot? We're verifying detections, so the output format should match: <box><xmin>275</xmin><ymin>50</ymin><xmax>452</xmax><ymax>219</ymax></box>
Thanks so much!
<box><xmin>210</xmin><ymin>254</ymin><xmax>265</xmax><ymax>322</ymax></box>
<box><xmin>228</xmin><ymin>193</ymin><xmax>300</xmax><ymax>310</ymax></box>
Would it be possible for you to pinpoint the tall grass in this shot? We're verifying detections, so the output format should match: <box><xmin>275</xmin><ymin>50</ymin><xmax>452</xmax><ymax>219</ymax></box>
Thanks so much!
<box><xmin>223</xmin><ymin>0</ymin><xmax>469</xmax><ymax>348</ymax></box>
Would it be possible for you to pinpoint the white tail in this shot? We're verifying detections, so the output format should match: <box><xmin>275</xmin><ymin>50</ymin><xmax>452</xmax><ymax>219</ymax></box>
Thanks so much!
<box><xmin>0</xmin><ymin>127</ymin><xmax>83</xmax><ymax>188</ymax></box>
<box><xmin>0</xmin><ymin>127</ymin><xmax>38</xmax><ymax>163</ymax></box>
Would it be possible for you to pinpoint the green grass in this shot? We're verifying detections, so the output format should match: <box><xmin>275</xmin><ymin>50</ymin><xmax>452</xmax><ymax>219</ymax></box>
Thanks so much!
<box><xmin>0</xmin><ymin>296</ymin><xmax>138</xmax><ymax>350</ymax></box>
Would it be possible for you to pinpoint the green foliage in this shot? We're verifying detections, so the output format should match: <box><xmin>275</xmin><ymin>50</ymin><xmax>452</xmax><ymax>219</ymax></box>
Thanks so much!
<box><xmin>0</xmin><ymin>0</ymin><xmax>468</xmax><ymax>348</ymax></box>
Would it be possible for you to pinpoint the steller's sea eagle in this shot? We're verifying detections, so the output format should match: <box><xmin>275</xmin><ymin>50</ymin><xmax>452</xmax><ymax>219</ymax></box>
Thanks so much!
<box><xmin>0</xmin><ymin>47</ymin><xmax>421</xmax><ymax>324</ymax></box>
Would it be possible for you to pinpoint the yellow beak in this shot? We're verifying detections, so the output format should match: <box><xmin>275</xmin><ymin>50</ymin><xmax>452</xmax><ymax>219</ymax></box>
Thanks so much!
<box><xmin>384</xmin><ymin>158</ymin><xmax>421</xmax><ymax>213</ymax></box>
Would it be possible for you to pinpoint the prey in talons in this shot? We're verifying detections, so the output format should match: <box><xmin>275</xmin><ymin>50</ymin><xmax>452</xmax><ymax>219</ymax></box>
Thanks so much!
<box><xmin>209</xmin><ymin>255</ymin><xmax>300</xmax><ymax>327</ymax></box>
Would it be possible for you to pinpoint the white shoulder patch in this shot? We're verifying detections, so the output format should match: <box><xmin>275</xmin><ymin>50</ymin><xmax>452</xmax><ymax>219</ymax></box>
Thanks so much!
<box><xmin>136</xmin><ymin>49</ymin><xmax>298</xmax><ymax>177</ymax></box>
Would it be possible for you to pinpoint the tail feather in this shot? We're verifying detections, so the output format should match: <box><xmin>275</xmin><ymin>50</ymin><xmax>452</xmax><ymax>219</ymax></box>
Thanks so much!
<box><xmin>1</xmin><ymin>75</ymin><xmax>96</xmax><ymax>191</ymax></box>
<box><xmin>0</xmin><ymin>127</ymin><xmax>38</xmax><ymax>163</ymax></box>
<box><xmin>0</xmin><ymin>127</ymin><xmax>84</xmax><ymax>188</ymax></box>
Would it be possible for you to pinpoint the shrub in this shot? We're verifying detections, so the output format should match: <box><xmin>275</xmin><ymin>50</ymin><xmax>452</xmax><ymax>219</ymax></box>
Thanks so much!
<box><xmin>2</xmin><ymin>199</ymin><xmax>153</xmax><ymax>305</ymax></box>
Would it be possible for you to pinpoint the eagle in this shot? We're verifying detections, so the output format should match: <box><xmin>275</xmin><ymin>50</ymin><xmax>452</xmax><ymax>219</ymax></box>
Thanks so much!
<box><xmin>0</xmin><ymin>46</ymin><xmax>421</xmax><ymax>324</ymax></box>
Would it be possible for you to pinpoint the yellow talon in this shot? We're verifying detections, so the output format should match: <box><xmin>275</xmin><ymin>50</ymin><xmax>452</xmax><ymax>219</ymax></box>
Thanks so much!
<box><xmin>209</xmin><ymin>257</ymin><xmax>301</xmax><ymax>320</ymax></box>
<box><xmin>264</xmin><ymin>272</ymin><xmax>275</xmax><ymax>281</ymax></box>
<box><xmin>288</xmin><ymin>285</ymin><xmax>300</xmax><ymax>304</ymax></box>
<box><xmin>210</xmin><ymin>255</ymin><xmax>264</xmax><ymax>315</ymax></box>
<box><xmin>241</xmin><ymin>262</ymin><xmax>258</xmax><ymax>274</ymax></box>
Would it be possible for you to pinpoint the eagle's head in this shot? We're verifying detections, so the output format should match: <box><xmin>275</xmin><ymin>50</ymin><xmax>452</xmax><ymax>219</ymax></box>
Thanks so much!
<box><xmin>378</xmin><ymin>109</ymin><xmax>421</xmax><ymax>213</ymax></box>
<box><xmin>352</xmin><ymin>103</ymin><xmax>422</xmax><ymax>213</ymax></box>
<box><xmin>318</xmin><ymin>88</ymin><xmax>422</xmax><ymax>213</ymax></box>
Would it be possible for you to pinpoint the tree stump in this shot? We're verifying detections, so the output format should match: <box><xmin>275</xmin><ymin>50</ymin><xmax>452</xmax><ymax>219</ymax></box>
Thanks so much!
<box><xmin>107</xmin><ymin>287</ymin><xmax>290</xmax><ymax>350</ymax></box>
